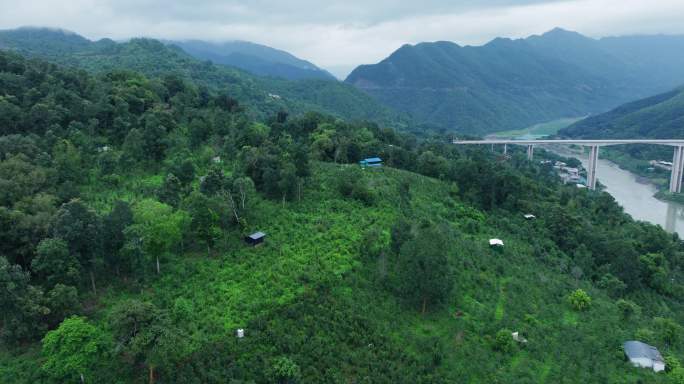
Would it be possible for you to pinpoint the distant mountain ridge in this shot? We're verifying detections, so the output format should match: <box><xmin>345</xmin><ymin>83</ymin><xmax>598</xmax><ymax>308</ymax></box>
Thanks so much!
<box><xmin>0</xmin><ymin>27</ymin><xmax>407</xmax><ymax>127</ymax></box>
<box><xmin>168</xmin><ymin>40</ymin><xmax>336</xmax><ymax>81</ymax></box>
<box><xmin>346</xmin><ymin>28</ymin><xmax>684</xmax><ymax>135</ymax></box>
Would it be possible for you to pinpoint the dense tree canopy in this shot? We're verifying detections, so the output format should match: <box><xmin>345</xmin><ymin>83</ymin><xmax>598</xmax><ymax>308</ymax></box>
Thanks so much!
<box><xmin>0</xmin><ymin>48</ymin><xmax>683</xmax><ymax>384</ymax></box>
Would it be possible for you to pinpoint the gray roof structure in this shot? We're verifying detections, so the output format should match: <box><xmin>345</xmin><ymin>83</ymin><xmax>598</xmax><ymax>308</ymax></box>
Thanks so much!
<box><xmin>248</xmin><ymin>232</ymin><xmax>266</xmax><ymax>240</ymax></box>
<box><xmin>623</xmin><ymin>341</ymin><xmax>664</xmax><ymax>362</ymax></box>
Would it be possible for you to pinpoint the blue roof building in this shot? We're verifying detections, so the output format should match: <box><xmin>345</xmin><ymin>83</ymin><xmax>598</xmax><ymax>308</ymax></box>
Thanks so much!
<box><xmin>359</xmin><ymin>157</ymin><xmax>383</xmax><ymax>168</ymax></box>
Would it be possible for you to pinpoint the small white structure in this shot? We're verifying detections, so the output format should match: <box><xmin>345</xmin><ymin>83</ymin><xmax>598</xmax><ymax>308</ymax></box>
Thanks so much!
<box><xmin>489</xmin><ymin>239</ymin><xmax>504</xmax><ymax>247</ymax></box>
<box><xmin>523</xmin><ymin>214</ymin><xmax>536</xmax><ymax>220</ymax></box>
<box><xmin>212</xmin><ymin>156</ymin><xmax>222</xmax><ymax>164</ymax></box>
<box><xmin>576</xmin><ymin>184</ymin><xmax>588</xmax><ymax>189</ymax></box>
<box><xmin>236</xmin><ymin>328</ymin><xmax>245</xmax><ymax>339</ymax></box>
<box><xmin>512</xmin><ymin>332</ymin><xmax>528</xmax><ymax>343</ymax></box>
<box><xmin>650</xmin><ymin>160</ymin><xmax>673</xmax><ymax>171</ymax></box>
<box><xmin>623</xmin><ymin>341</ymin><xmax>665</xmax><ymax>372</ymax></box>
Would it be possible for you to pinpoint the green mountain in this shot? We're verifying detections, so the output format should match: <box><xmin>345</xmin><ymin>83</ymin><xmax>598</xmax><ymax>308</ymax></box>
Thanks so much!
<box><xmin>559</xmin><ymin>87</ymin><xmax>684</xmax><ymax>139</ymax></box>
<box><xmin>346</xmin><ymin>28</ymin><xmax>684</xmax><ymax>135</ymax></box>
<box><xmin>2</xmin><ymin>47</ymin><xmax>684</xmax><ymax>384</ymax></box>
<box><xmin>169</xmin><ymin>40</ymin><xmax>336</xmax><ymax>81</ymax></box>
<box><xmin>0</xmin><ymin>27</ymin><xmax>406</xmax><ymax>128</ymax></box>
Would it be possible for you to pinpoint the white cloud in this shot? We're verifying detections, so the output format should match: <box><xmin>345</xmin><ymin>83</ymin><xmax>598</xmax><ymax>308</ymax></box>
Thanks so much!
<box><xmin>1</xmin><ymin>0</ymin><xmax>683</xmax><ymax>78</ymax></box>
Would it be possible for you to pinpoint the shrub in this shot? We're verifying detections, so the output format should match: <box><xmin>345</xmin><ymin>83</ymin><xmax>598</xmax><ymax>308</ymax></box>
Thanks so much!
<box><xmin>568</xmin><ymin>289</ymin><xmax>591</xmax><ymax>311</ymax></box>
<box><xmin>616</xmin><ymin>299</ymin><xmax>640</xmax><ymax>319</ymax></box>
<box><xmin>270</xmin><ymin>356</ymin><xmax>301</xmax><ymax>384</ymax></box>
<box><xmin>494</xmin><ymin>329</ymin><xmax>515</xmax><ymax>353</ymax></box>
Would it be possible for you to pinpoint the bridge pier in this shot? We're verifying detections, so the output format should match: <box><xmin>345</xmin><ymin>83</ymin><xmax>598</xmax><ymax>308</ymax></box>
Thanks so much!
<box><xmin>587</xmin><ymin>145</ymin><xmax>599</xmax><ymax>190</ymax></box>
<box><xmin>503</xmin><ymin>144</ymin><xmax>507</xmax><ymax>155</ymax></box>
<box><xmin>670</xmin><ymin>146</ymin><xmax>684</xmax><ymax>193</ymax></box>
<box><xmin>451</xmin><ymin>139</ymin><xmax>684</xmax><ymax>192</ymax></box>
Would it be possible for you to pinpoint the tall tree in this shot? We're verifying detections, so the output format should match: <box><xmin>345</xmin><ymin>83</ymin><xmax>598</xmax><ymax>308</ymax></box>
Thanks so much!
<box><xmin>101</xmin><ymin>200</ymin><xmax>134</xmax><ymax>276</ymax></box>
<box><xmin>31</xmin><ymin>238</ymin><xmax>81</xmax><ymax>288</ymax></box>
<box><xmin>110</xmin><ymin>300</ymin><xmax>187</xmax><ymax>384</ymax></box>
<box><xmin>42</xmin><ymin>316</ymin><xmax>112</xmax><ymax>383</ymax></box>
<box><xmin>184</xmin><ymin>192</ymin><xmax>222</xmax><ymax>255</ymax></box>
<box><xmin>0</xmin><ymin>256</ymin><xmax>50</xmax><ymax>342</ymax></box>
<box><xmin>126</xmin><ymin>199</ymin><xmax>187</xmax><ymax>274</ymax></box>
<box><xmin>52</xmin><ymin>199</ymin><xmax>101</xmax><ymax>294</ymax></box>
<box><xmin>395</xmin><ymin>224</ymin><xmax>453</xmax><ymax>313</ymax></box>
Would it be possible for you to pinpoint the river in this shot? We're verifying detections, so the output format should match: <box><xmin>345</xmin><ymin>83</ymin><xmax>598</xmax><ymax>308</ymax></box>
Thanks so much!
<box><xmin>542</xmin><ymin>145</ymin><xmax>684</xmax><ymax>237</ymax></box>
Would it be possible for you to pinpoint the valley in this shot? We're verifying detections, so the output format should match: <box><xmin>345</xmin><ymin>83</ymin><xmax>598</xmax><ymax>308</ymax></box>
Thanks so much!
<box><xmin>488</xmin><ymin>117</ymin><xmax>586</xmax><ymax>140</ymax></box>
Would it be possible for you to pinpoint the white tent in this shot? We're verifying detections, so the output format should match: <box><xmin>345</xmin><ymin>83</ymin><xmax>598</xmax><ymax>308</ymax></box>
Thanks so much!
<box><xmin>489</xmin><ymin>239</ymin><xmax>504</xmax><ymax>247</ymax></box>
<box><xmin>523</xmin><ymin>214</ymin><xmax>536</xmax><ymax>219</ymax></box>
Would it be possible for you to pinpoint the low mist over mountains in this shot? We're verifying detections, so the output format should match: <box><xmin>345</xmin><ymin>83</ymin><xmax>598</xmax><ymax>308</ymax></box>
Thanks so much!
<box><xmin>346</xmin><ymin>28</ymin><xmax>684</xmax><ymax>135</ymax></box>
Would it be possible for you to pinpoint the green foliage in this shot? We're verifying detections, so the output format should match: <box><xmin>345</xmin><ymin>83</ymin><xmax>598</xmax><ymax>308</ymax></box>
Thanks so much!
<box><xmin>1</xmin><ymin>45</ymin><xmax>684</xmax><ymax>384</ymax></box>
<box><xmin>270</xmin><ymin>356</ymin><xmax>302</xmax><ymax>384</ymax></box>
<box><xmin>31</xmin><ymin>238</ymin><xmax>80</xmax><ymax>287</ymax></box>
<box><xmin>665</xmin><ymin>354</ymin><xmax>681</xmax><ymax>373</ymax></box>
<box><xmin>616</xmin><ymin>299</ymin><xmax>641</xmax><ymax>319</ymax></box>
<box><xmin>568</xmin><ymin>289</ymin><xmax>592</xmax><ymax>311</ymax></box>
<box><xmin>337</xmin><ymin>166</ymin><xmax>375</xmax><ymax>205</ymax></box>
<box><xmin>561</xmin><ymin>87</ymin><xmax>684</xmax><ymax>140</ymax></box>
<box><xmin>0</xmin><ymin>256</ymin><xmax>50</xmax><ymax>342</ymax></box>
<box><xmin>41</xmin><ymin>316</ymin><xmax>112</xmax><ymax>383</ymax></box>
<box><xmin>184</xmin><ymin>191</ymin><xmax>223</xmax><ymax>254</ymax></box>
<box><xmin>654</xmin><ymin>317</ymin><xmax>682</xmax><ymax>346</ymax></box>
<box><xmin>395</xmin><ymin>223</ymin><xmax>453</xmax><ymax>313</ymax></box>
<box><xmin>0</xmin><ymin>28</ymin><xmax>408</xmax><ymax>130</ymax></box>
<box><xmin>494</xmin><ymin>329</ymin><xmax>516</xmax><ymax>353</ymax></box>
<box><xmin>51</xmin><ymin>199</ymin><xmax>101</xmax><ymax>282</ymax></box>
<box><xmin>109</xmin><ymin>300</ymin><xmax>188</xmax><ymax>382</ymax></box>
<box><xmin>126</xmin><ymin>199</ymin><xmax>188</xmax><ymax>274</ymax></box>
<box><xmin>347</xmin><ymin>29</ymin><xmax>684</xmax><ymax>135</ymax></box>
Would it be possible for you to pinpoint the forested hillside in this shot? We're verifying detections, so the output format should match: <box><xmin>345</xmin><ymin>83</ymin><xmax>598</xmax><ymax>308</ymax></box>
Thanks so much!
<box><xmin>2</xmin><ymin>48</ymin><xmax>684</xmax><ymax>383</ymax></box>
<box><xmin>169</xmin><ymin>40</ymin><xmax>336</xmax><ymax>81</ymax></box>
<box><xmin>346</xmin><ymin>28</ymin><xmax>684</xmax><ymax>135</ymax></box>
<box><xmin>560</xmin><ymin>87</ymin><xmax>684</xmax><ymax>139</ymax></box>
<box><xmin>0</xmin><ymin>27</ymin><xmax>407</xmax><ymax>129</ymax></box>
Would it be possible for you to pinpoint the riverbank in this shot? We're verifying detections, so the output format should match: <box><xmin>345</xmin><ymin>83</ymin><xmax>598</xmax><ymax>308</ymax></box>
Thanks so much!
<box><xmin>655</xmin><ymin>191</ymin><xmax>684</xmax><ymax>204</ymax></box>
<box><xmin>599</xmin><ymin>148</ymin><xmax>684</xmax><ymax>203</ymax></box>
<box><xmin>539</xmin><ymin>145</ymin><xmax>684</xmax><ymax>236</ymax></box>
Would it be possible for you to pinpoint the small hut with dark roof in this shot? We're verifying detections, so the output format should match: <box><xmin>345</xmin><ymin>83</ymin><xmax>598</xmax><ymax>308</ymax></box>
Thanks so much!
<box><xmin>245</xmin><ymin>231</ymin><xmax>266</xmax><ymax>246</ymax></box>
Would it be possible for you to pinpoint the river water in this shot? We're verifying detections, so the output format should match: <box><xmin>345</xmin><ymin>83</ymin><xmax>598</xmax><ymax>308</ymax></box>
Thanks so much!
<box><xmin>542</xmin><ymin>145</ymin><xmax>684</xmax><ymax>237</ymax></box>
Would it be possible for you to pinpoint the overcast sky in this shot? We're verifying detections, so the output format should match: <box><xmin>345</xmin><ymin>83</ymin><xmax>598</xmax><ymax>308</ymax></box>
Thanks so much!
<box><xmin>2</xmin><ymin>0</ymin><xmax>684</xmax><ymax>78</ymax></box>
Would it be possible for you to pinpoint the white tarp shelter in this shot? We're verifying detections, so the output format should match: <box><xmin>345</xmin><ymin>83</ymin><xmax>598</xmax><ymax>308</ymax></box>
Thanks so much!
<box><xmin>489</xmin><ymin>239</ymin><xmax>504</xmax><ymax>247</ymax></box>
<box><xmin>623</xmin><ymin>341</ymin><xmax>665</xmax><ymax>372</ymax></box>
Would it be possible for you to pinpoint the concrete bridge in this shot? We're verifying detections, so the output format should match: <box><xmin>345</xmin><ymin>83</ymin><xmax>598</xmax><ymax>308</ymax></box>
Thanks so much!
<box><xmin>452</xmin><ymin>139</ymin><xmax>684</xmax><ymax>193</ymax></box>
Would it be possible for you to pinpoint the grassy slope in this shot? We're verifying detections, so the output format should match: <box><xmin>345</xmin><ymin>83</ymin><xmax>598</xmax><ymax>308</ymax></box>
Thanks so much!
<box><xmin>1</xmin><ymin>160</ymin><xmax>673</xmax><ymax>383</ymax></box>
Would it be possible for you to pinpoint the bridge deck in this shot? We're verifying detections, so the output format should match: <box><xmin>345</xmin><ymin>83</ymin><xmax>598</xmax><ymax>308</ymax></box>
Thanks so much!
<box><xmin>452</xmin><ymin>139</ymin><xmax>684</xmax><ymax>146</ymax></box>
